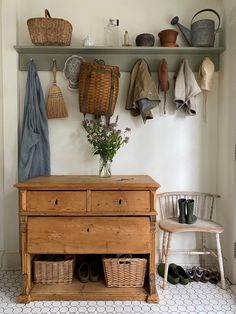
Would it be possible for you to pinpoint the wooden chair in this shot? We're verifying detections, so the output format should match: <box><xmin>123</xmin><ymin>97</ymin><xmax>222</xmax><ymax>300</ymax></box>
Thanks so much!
<box><xmin>157</xmin><ymin>192</ymin><xmax>226</xmax><ymax>289</ymax></box>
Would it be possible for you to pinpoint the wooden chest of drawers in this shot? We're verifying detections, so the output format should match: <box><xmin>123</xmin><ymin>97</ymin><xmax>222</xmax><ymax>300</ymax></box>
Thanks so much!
<box><xmin>15</xmin><ymin>175</ymin><xmax>160</xmax><ymax>304</ymax></box>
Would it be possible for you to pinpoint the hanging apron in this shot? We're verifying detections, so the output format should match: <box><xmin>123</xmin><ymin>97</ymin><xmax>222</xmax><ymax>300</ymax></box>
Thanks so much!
<box><xmin>19</xmin><ymin>60</ymin><xmax>51</xmax><ymax>182</ymax></box>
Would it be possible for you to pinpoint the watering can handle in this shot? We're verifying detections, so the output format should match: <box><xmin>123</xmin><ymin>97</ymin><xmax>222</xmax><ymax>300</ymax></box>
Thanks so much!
<box><xmin>191</xmin><ymin>8</ymin><xmax>221</xmax><ymax>32</ymax></box>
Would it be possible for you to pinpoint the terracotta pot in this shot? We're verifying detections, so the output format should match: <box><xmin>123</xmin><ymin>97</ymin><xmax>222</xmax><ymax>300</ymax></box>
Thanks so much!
<box><xmin>161</xmin><ymin>43</ymin><xmax>179</xmax><ymax>47</ymax></box>
<box><xmin>158</xmin><ymin>29</ymin><xmax>178</xmax><ymax>46</ymax></box>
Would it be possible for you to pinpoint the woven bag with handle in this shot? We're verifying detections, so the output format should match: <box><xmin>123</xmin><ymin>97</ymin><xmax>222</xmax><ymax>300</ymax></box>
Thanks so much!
<box><xmin>27</xmin><ymin>9</ymin><xmax>72</xmax><ymax>46</ymax></box>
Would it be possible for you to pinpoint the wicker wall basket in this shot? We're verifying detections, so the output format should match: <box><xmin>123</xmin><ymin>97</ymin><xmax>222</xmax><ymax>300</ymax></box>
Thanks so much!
<box><xmin>103</xmin><ymin>258</ymin><xmax>147</xmax><ymax>288</ymax></box>
<box><xmin>78</xmin><ymin>62</ymin><xmax>120</xmax><ymax>117</ymax></box>
<box><xmin>27</xmin><ymin>9</ymin><xmax>72</xmax><ymax>46</ymax></box>
<box><xmin>34</xmin><ymin>255</ymin><xmax>75</xmax><ymax>284</ymax></box>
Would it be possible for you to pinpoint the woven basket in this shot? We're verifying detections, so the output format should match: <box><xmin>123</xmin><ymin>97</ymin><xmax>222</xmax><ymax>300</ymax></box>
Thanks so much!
<box><xmin>78</xmin><ymin>62</ymin><xmax>120</xmax><ymax>117</ymax></box>
<box><xmin>34</xmin><ymin>255</ymin><xmax>75</xmax><ymax>284</ymax></box>
<box><xmin>27</xmin><ymin>9</ymin><xmax>72</xmax><ymax>46</ymax></box>
<box><xmin>103</xmin><ymin>258</ymin><xmax>147</xmax><ymax>287</ymax></box>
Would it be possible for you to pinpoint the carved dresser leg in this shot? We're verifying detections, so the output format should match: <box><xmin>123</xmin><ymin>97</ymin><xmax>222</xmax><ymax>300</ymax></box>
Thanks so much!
<box><xmin>146</xmin><ymin>272</ymin><xmax>159</xmax><ymax>303</ymax></box>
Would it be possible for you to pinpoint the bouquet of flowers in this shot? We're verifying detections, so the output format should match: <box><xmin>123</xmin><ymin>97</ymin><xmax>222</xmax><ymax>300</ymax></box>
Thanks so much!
<box><xmin>82</xmin><ymin>118</ymin><xmax>131</xmax><ymax>177</ymax></box>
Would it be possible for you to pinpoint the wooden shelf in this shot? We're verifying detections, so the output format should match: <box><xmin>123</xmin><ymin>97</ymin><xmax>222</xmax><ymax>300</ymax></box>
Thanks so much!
<box><xmin>14</xmin><ymin>45</ymin><xmax>225</xmax><ymax>72</ymax></box>
<box><xmin>28</xmin><ymin>278</ymin><xmax>149</xmax><ymax>302</ymax></box>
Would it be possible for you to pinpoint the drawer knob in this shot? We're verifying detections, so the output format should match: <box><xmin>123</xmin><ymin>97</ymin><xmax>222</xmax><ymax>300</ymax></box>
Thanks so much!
<box><xmin>87</xmin><ymin>228</ymin><xmax>90</xmax><ymax>232</ymax></box>
<box><xmin>55</xmin><ymin>199</ymin><xmax>58</xmax><ymax>205</ymax></box>
<box><xmin>118</xmin><ymin>199</ymin><xmax>122</xmax><ymax>205</ymax></box>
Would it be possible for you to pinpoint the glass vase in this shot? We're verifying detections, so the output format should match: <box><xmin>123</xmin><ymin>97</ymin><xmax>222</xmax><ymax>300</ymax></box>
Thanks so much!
<box><xmin>99</xmin><ymin>158</ymin><xmax>111</xmax><ymax>177</ymax></box>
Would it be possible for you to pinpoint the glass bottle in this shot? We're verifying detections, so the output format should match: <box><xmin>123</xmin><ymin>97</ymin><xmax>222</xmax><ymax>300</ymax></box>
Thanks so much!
<box><xmin>104</xmin><ymin>19</ymin><xmax>119</xmax><ymax>47</ymax></box>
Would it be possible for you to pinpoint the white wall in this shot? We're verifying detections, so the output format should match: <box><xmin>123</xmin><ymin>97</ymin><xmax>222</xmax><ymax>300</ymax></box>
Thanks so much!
<box><xmin>18</xmin><ymin>0</ymin><xmax>221</xmax><ymax>48</ymax></box>
<box><xmin>0</xmin><ymin>0</ymin><xmax>19</xmax><ymax>269</ymax></box>
<box><xmin>218</xmin><ymin>0</ymin><xmax>236</xmax><ymax>284</ymax></box>
<box><xmin>0</xmin><ymin>0</ymin><xmax>4</xmax><ymax>267</ymax></box>
<box><xmin>1</xmin><ymin>0</ymin><xmax>223</xmax><ymax>268</ymax></box>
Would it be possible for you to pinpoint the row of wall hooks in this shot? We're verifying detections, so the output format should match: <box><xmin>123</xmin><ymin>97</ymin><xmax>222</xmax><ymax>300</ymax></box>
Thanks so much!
<box><xmin>14</xmin><ymin>46</ymin><xmax>224</xmax><ymax>72</ymax></box>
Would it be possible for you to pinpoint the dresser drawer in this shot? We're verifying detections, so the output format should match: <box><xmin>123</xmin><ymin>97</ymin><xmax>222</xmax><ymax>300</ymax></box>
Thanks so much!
<box><xmin>26</xmin><ymin>191</ymin><xmax>86</xmax><ymax>212</ymax></box>
<box><xmin>91</xmin><ymin>191</ymin><xmax>150</xmax><ymax>212</ymax></box>
<box><xmin>27</xmin><ymin>217</ymin><xmax>151</xmax><ymax>254</ymax></box>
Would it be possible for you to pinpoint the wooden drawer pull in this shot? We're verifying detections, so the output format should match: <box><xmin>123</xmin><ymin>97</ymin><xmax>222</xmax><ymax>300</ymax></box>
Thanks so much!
<box><xmin>55</xmin><ymin>199</ymin><xmax>58</xmax><ymax>205</ymax></box>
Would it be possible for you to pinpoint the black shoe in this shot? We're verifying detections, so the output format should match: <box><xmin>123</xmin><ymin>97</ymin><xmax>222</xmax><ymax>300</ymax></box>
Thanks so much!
<box><xmin>89</xmin><ymin>261</ymin><xmax>101</xmax><ymax>282</ymax></box>
<box><xmin>78</xmin><ymin>261</ymin><xmax>89</xmax><ymax>283</ymax></box>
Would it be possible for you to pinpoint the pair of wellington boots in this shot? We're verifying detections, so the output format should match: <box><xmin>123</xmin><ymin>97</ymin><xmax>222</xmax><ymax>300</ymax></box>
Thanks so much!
<box><xmin>178</xmin><ymin>198</ymin><xmax>197</xmax><ymax>224</ymax></box>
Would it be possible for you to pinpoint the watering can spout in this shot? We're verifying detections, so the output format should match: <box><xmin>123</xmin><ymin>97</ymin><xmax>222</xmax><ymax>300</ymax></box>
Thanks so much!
<box><xmin>171</xmin><ymin>16</ymin><xmax>191</xmax><ymax>46</ymax></box>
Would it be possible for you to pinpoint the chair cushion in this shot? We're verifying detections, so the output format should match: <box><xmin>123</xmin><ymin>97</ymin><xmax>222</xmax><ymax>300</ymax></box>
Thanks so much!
<box><xmin>159</xmin><ymin>217</ymin><xmax>224</xmax><ymax>234</ymax></box>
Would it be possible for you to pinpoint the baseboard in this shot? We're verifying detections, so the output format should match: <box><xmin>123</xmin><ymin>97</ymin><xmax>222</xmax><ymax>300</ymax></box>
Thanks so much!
<box><xmin>0</xmin><ymin>249</ymin><xmax>216</xmax><ymax>271</ymax></box>
<box><xmin>156</xmin><ymin>248</ymin><xmax>216</xmax><ymax>267</ymax></box>
<box><xmin>1</xmin><ymin>251</ymin><xmax>20</xmax><ymax>270</ymax></box>
<box><xmin>230</xmin><ymin>285</ymin><xmax>236</xmax><ymax>295</ymax></box>
<box><xmin>0</xmin><ymin>250</ymin><xmax>3</xmax><ymax>269</ymax></box>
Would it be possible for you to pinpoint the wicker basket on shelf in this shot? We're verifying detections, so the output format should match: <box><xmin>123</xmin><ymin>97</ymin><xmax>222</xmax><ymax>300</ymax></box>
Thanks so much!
<box><xmin>34</xmin><ymin>255</ymin><xmax>75</xmax><ymax>284</ymax></box>
<box><xmin>103</xmin><ymin>257</ymin><xmax>147</xmax><ymax>287</ymax></box>
<box><xmin>78</xmin><ymin>62</ymin><xmax>120</xmax><ymax>117</ymax></box>
<box><xmin>27</xmin><ymin>9</ymin><xmax>72</xmax><ymax>46</ymax></box>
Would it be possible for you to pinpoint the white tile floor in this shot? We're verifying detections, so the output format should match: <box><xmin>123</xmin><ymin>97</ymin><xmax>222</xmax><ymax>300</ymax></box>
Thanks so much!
<box><xmin>0</xmin><ymin>271</ymin><xmax>236</xmax><ymax>314</ymax></box>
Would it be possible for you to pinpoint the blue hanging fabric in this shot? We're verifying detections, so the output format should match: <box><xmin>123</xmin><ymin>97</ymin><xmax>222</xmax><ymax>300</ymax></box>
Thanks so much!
<box><xmin>19</xmin><ymin>60</ymin><xmax>51</xmax><ymax>182</ymax></box>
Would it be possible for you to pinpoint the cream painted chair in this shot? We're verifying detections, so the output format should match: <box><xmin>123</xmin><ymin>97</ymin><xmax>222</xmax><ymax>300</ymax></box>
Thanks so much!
<box><xmin>157</xmin><ymin>192</ymin><xmax>226</xmax><ymax>289</ymax></box>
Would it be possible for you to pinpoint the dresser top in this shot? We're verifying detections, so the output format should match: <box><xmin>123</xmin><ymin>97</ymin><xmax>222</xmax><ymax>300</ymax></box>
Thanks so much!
<box><xmin>15</xmin><ymin>175</ymin><xmax>160</xmax><ymax>190</ymax></box>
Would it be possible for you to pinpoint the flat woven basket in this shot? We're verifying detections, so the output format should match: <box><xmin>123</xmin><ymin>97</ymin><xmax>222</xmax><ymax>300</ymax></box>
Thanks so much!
<box><xmin>78</xmin><ymin>62</ymin><xmax>120</xmax><ymax>117</ymax></box>
<box><xmin>103</xmin><ymin>258</ymin><xmax>147</xmax><ymax>287</ymax></box>
<box><xmin>27</xmin><ymin>9</ymin><xmax>72</xmax><ymax>46</ymax></box>
<box><xmin>34</xmin><ymin>255</ymin><xmax>75</xmax><ymax>284</ymax></box>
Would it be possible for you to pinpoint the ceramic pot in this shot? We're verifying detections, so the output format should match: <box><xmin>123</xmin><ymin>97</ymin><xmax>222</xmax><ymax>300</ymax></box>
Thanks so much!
<box><xmin>158</xmin><ymin>29</ymin><xmax>178</xmax><ymax>46</ymax></box>
<box><xmin>136</xmin><ymin>33</ymin><xmax>155</xmax><ymax>46</ymax></box>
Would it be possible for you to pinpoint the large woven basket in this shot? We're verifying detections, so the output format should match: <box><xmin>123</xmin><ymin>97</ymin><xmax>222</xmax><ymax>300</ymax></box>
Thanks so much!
<box><xmin>103</xmin><ymin>258</ymin><xmax>147</xmax><ymax>287</ymax></box>
<box><xmin>78</xmin><ymin>62</ymin><xmax>120</xmax><ymax>117</ymax></box>
<box><xmin>34</xmin><ymin>255</ymin><xmax>75</xmax><ymax>284</ymax></box>
<box><xmin>27</xmin><ymin>9</ymin><xmax>72</xmax><ymax>46</ymax></box>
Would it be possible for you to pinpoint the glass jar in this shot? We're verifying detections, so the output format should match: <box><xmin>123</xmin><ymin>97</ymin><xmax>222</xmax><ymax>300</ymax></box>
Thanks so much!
<box><xmin>104</xmin><ymin>19</ymin><xmax>119</xmax><ymax>47</ymax></box>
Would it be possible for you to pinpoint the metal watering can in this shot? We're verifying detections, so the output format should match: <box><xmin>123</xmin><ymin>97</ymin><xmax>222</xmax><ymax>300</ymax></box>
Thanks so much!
<box><xmin>171</xmin><ymin>8</ymin><xmax>220</xmax><ymax>47</ymax></box>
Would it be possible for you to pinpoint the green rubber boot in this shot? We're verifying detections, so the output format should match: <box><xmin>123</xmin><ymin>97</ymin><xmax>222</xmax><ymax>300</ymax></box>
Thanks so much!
<box><xmin>178</xmin><ymin>198</ymin><xmax>186</xmax><ymax>224</ymax></box>
<box><xmin>186</xmin><ymin>199</ymin><xmax>197</xmax><ymax>224</ymax></box>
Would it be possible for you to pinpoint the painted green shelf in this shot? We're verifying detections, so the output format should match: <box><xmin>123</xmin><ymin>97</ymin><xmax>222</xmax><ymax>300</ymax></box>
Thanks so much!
<box><xmin>14</xmin><ymin>45</ymin><xmax>225</xmax><ymax>72</ymax></box>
